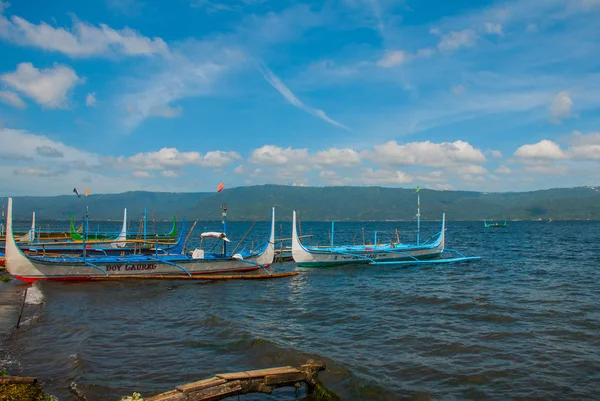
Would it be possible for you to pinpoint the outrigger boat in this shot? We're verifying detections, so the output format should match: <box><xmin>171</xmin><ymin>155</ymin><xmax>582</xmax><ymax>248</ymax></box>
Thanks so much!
<box><xmin>4</xmin><ymin>198</ymin><xmax>276</xmax><ymax>282</ymax></box>
<box><xmin>291</xmin><ymin>190</ymin><xmax>480</xmax><ymax>267</ymax></box>
<box><xmin>483</xmin><ymin>220</ymin><xmax>507</xmax><ymax>228</ymax></box>
<box><xmin>1</xmin><ymin>209</ymin><xmax>185</xmax><ymax>256</ymax></box>
<box><xmin>291</xmin><ymin>211</ymin><xmax>479</xmax><ymax>267</ymax></box>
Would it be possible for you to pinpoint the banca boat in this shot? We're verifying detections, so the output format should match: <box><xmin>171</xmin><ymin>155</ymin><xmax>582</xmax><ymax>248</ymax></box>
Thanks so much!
<box><xmin>291</xmin><ymin>211</ymin><xmax>479</xmax><ymax>267</ymax></box>
<box><xmin>4</xmin><ymin>198</ymin><xmax>275</xmax><ymax>282</ymax></box>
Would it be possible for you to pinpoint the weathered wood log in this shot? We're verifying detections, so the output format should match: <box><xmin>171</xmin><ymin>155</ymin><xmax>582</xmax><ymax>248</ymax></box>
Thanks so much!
<box><xmin>144</xmin><ymin>360</ymin><xmax>328</xmax><ymax>401</ymax></box>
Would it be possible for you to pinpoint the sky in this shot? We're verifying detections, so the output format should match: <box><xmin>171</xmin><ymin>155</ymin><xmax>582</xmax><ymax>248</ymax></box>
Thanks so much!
<box><xmin>0</xmin><ymin>0</ymin><xmax>599</xmax><ymax>196</ymax></box>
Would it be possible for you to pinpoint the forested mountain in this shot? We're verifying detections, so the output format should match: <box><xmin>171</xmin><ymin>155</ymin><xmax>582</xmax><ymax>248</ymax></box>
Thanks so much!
<box><xmin>2</xmin><ymin>185</ymin><xmax>600</xmax><ymax>221</ymax></box>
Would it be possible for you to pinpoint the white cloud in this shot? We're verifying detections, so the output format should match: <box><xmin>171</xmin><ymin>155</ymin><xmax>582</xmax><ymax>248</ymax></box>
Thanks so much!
<box><xmin>565</xmin><ymin>131</ymin><xmax>600</xmax><ymax>160</ymax></box>
<box><xmin>437</xmin><ymin>29</ymin><xmax>478</xmax><ymax>53</ymax></box>
<box><xmin>0</xmin><ymin>128</ymin><xmax>97</xmax><ymax>163</ymax></box>
<box><xmin>1</xmin><ymin>62</ymin><xmax>81</xmax><ymax>108</ymax></box>
<box><xmin>312</xmin><ymin>147</ymin><xmax>361</xmax><ymax>167</ymax></box>
<box><xmin>249</xmin><ymin>145</ymin><xmax>309</xmax><ymax>165</ymax></box>
<box><xmin>108</xmin><ymin>147</ymin><xmax>242</xmax><ymax>170</ymax></box>
<box><xmin>0</xmin><ymin>11</ymin><xmax>168</xmax><ymax>57</ymax></box>
<box><xmin>495</xmin><ymin>165</ymin><xmax>512</xmax><ymax>174</ymax></box>
<box><xmin>489</xmin><ymin>150</ymin><xmax>503</xmax><ymax>158</ymax></box>
<box><xmin>0</xmin><ymin>90</ymin><xmax>26</xmax><ymax>108</ymax></box>
<box><xmin>484</xmin><ymin>22</ymin><xmax>503</xmax><ymax>36</ymax></box>
<box><xmin>357</xmin><ymin>168</ymin><xmax>413</xmax><ymax>185</ymax></box>
<box><xmin>149</xmin><ymin>105</ymin><xmax>182</xmax><ymax>118</ymax></box>
<box><xmin>232</xmin><ymin>164</ymin><xmax>262</xmax><ymax>177</ymax></box>
<box><xmin>514</xmin><ymin>139</ymin><xmax>567</xmax><ymax>160</ymax></box>
<box><xmin>14</xmin><ymin>166</ymin><xmax>66</xmax><ymax>177</ymax></box>
<box><xmin>416</xmin><ymin>170</ymin><xmax>446</xmax><ymax>182</ymax></box>
<box><xmin>258</xmin><ymin>63</ymin><xmax>349</xmax><ymax>130</ymax></box>
<box><xmin>549</xmin><ymin>91</ymin><xmax>573</xmax><ymax>123</ymax></box>
<box><xmin>460</xmin><ymin>174</ymin><xmax>485</xmax><ymax>183</ymax></box>
<box><xmin>36</xmin><ymin>145</ymin><xmax>64</xmax><ymax>158</ymax></box>
<box><xmin>85</xmin><ymin>92</ymin><xmax>96</xmax><ymax>106</ymax></box>
<box><xmin>362</xmin><ymin>140</ymin><xmax>486</xmax><ymax>167</ymax></box>
<box><xmin>569</xmin><ymin>144</ymin><xmax>600</xmax><ymax>160</ymax></box>
<box><xmin>522</xmin><ymin>164</ymin><xmax>568</xmax><ymax>175</ymax></box>
<box><xmin>566</xmin><ymin>130</ymin><xmax>600</xmax><ymax>145</ymax></box>
<box><xmin>453</xmin><ymin>164</ymin><xmax>488</xmax><ymax>175</ymax></box>
<box><xmin>319</xmin><ymin>170</ymin><xmax>353</xmax><ymax>185</ymax></box>
<box><xmin>161</xmin><ymin>170</ymin><xmax>179</xmax><ymax>178</ymax></box>
<box><xmin>376</xmin><ymin>50</ymin><xmax>408</xmax><ymax>68</ymax></box>
<box><xmin>132</xmin><ymin>171</ymin><xmax>154</xmax><ymax>178</ymax></box>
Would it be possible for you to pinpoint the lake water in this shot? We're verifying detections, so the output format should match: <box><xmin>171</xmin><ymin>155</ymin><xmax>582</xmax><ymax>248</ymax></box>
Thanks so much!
<box><xmin>1</xmin><ymin>218</ymin><xmax>599</xmax><ymax>400</ymax></box>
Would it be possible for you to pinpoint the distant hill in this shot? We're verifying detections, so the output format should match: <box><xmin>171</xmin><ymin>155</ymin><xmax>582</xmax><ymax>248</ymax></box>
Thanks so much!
<box><xmin>2</xmin><ymin>185</ymin><xmax>600</xmax><ymax>221</ymax></box>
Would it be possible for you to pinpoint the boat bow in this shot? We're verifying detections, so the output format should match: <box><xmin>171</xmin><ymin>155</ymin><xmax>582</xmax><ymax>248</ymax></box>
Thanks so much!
<box><xmin>5</xmin><ymin>198</ymin><xmax>45</xmax><ymax>279</ymax></box>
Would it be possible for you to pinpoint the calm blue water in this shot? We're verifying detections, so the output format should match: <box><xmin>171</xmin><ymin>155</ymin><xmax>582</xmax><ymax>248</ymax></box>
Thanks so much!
<box><xmin>1</xmin><ymin>219</ymin><xmax>600</xmax><ymax>400</ymax></box>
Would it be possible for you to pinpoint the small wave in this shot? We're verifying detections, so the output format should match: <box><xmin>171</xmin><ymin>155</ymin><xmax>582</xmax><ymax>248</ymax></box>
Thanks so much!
<box><xmin>25</xmin><ymin>283</ymin><xmax>44</xmax><ymax>305</ymax></box>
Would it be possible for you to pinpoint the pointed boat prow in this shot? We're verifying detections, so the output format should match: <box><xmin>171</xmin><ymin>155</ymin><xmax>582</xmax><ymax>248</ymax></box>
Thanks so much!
<box><xmin>5</xmin><ymin>198</ymin><xmax>44</xmax><ymax>281</ymax></box>
<box><xmin>256</xmin><ymin>207</ymin><xmax>276</xmax><ymax>266</ymax></box>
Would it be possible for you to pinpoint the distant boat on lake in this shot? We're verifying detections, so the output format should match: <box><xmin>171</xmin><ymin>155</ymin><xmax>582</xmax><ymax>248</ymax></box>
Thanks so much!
<box><xmin>483</xmin><ymin>220</ymin><xmax>507</xmax><ymax>228</ymax></box>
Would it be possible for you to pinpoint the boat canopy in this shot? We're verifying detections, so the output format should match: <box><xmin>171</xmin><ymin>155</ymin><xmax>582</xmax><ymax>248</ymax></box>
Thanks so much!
<box><xmin>200</xmin><ymin>232</ymin><xmax>231</xmax><ymax>242</ymax></box>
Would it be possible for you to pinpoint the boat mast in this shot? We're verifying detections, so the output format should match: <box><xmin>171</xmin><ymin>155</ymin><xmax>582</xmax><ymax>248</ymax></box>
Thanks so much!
<box><xmin>416</xmin><ymin>187</ymin><xmax>421</xmax><ymax>246</ymax></box>
<box><xmin>222</xmin><ymin>204</ymin><xmax>227</xmax><ymax>256</ymax></box>
<box><xmin>82</xmin><ymin>207</ymin><xmax>88</xmax><ymax>258</ymax></box>
<box><xmin>143</xmin><ymin>207</ymin><xmax>147</xmax><ymax>243</ymax></box>
<box><xmin>331</xmin><ymin>221</ymin><xmax>334</xmax><ymax>249</ymax></box>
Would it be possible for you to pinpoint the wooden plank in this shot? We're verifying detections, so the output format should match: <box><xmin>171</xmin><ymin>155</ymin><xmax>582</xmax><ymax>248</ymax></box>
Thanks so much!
<box><xmin>144</xmin><ymin>389</ymin><xmax>185</xmax><ymax>401</ymax></box>
<box><xmin>186</xmin><ymin>380</ymin><xmax>243</xmax><ymax>400</ymax></box>
<box><xmin>216</xmin><ymin>366</ymin><xmax>299</xmax><ymax>380</ymax></box>
<box><xmin>0</xmin><ymin>376</ymin><xmax>38</xmax><ymax>385</ymax></box>
<box><xmin>264</xmin><ymin>372</ymin><xmax>306</xmax><ymax>386</ymax></box>
<box><xmin>176</xmin><ymin>377</ymin><xmax>226</xmax><ymax>393</ymax></box>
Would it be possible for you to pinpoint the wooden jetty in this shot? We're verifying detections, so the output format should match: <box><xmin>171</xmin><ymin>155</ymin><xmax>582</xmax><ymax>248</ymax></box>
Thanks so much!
<box><xmin>1</xmin><ymin>361</ymin><xmax>339</xmax><ymax>401</ymax></box>
<box><xmin>145</xmin><ymin>360</ymin><xmax>334</xmax><ymax>401</ymax></box>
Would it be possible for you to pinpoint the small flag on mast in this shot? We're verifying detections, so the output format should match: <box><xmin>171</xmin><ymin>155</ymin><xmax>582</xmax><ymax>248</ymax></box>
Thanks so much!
<box><xmin>85</xmin><ymin>188</ymin><xmax>89</xmax><ymax>197</ymax></box>
<box><xmin>416</xmin><ymin>186</ymin><xmax>420</xmax><ymax>193</ymax></box>
<box><xmin>73</xmin><ymin>188</ymin><xmax>81</xmax><ymax>198</ymax></box>
<box><xmin>217</xmin><ymin>182</ymin><xmax>225</xmax><ymax>192</ymax></box>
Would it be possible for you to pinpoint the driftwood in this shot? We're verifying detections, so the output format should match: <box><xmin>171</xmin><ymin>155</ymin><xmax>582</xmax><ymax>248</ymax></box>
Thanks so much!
<box><xmin>145</xmin><ymin>360</ymin><xmax>327</xmax><ymax>401</ymax></box>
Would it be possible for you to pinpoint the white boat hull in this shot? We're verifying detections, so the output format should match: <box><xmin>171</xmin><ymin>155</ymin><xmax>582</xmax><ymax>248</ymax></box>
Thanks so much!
<box><xmin>4</xmin><ymin>198</ymin><xmax>275</xmax><ymax>282</ymax></box>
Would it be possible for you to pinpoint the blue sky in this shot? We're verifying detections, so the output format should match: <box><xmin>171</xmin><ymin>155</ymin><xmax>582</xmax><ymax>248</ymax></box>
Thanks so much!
<box><xmin>0</xmin><ymin>0</ymin><xmax>599</xmax><ymax>195</ymax></box>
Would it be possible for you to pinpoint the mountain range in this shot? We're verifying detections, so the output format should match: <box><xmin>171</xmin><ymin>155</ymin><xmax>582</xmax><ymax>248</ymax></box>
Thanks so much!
<box><xmin>2</xmin><ymin>185</ymin><xmax>600</xmax><ymax>221</ymax></box>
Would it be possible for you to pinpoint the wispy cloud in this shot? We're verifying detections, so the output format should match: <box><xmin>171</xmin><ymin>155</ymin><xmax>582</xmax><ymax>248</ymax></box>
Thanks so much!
<box><xmin>0</xmin><ymin>90</ymin><xmax>26</xmax><ymax>109</ymax></box>
<box><xmin>258</xmin><ymin>63</ymin><xmax>350</xmax><ymax>130</ymax></box>
<box><xmin>549</xmin><ymin>91</ymin><xmax>574</xmax><ymax>123</ymax></box>
<box><xmin>0</xmin><ymin>8</ymin><xmax>168</xmax><ymax>58</ymax></box>
<box><xmin>85</xmin><ymin>92</ymin><xmax>97</xmax><ymax>107</ymax></box>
